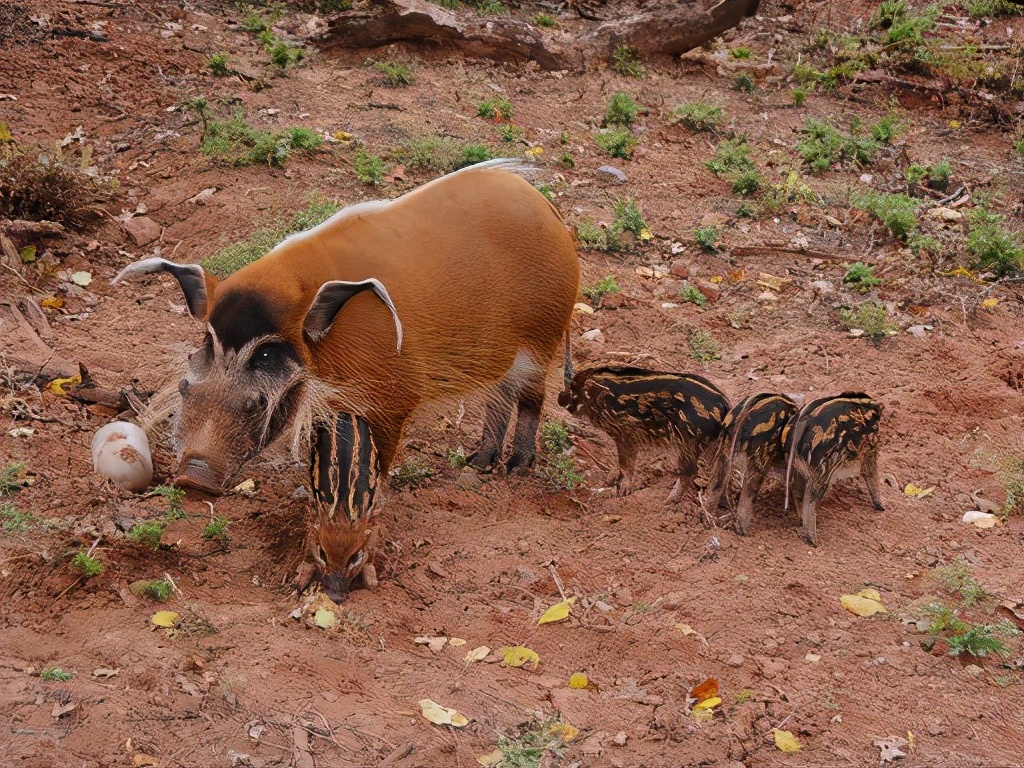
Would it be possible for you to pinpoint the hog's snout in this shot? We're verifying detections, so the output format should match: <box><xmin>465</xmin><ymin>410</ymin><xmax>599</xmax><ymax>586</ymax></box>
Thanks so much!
<box><xmin>320</xmin><ymin>571</ymin><xmax>352</xmax><ymax>604</ymax></box>
<box><xmin>175</xmin><ymin>458</ymin><xmax>225</xmax><ymax>494</ymax></box>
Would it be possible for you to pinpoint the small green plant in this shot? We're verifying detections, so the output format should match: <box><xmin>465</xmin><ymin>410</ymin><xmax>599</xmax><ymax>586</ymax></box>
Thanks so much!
<box><xmin>671</xmin><ymin>102</ymin><xmax>724</xmax><ymax>132</ymax></box>
<box><xmin>760</xmin><ymin>170</ymin><xmax>817</xmax><ymax>212</ymax></box>
<box><xmin>693</xmin><ymin>226</ymin><xmax>720</xmax><ymax>253</ymax></box>
<box><xmin>961</xmin><ymin>0</ymin><xmax>1024</xmax><ymax>17</ymax></box>
<box><xmin>792</xmin><ymin>87</ymin><xmax>808</xmax><ymax>107</ymax></box>
<box><xmin>201</xmin><ymin>115</ymin><xmax>322</xmax><ymax>167</ymax></box>
<box><xmin>538</xmin><ymin>422</ymin><xmax>582</xmax><ymax>491</ymax></box>
<box><xmin>202</xmin><ymin>195</ymin><xmax>339</xmax><ymax>276</ymax></box>
<box><xmin>460</xmin><ymin>143</ymin><xmax>493</xmax><ymax>167</ymax></box>
<box><xmin>594</xmin><ymin>128</ymin><xmax>637</xmax><ymax>159</ymax></box>
<box><xmin>496</xmin><ymin>717</ymin><xmax>577</xmax><ymax>766</ymax></box>
<box><xmin>129</xmin><ymin>521</ymin><xmax>166</xmax><ymax>551</ymax></box>
<box><xmin>1013</xmin><ymin>131</ymin><xmax>1024</xmax><ymax>156</ymax></box>
<box><xmin>966</xmin><ymin>207</ymin><xmax>1024</xmax><ymax>277</ymax></box>
<box><xmin>611</xmin><ymin>44</ymin><xmax>646</xmax><ymax>77</ymax></box>
<box><xmin>472</xmin><ymin>0</ymin><xmax>507</xmax><ymax>14</ymax></box>
<box><xmin>604</xmin><ymin>92</ymin><xmax>641</xmax><ymax>128</ymax></box>
<box><xmin>730</xmin><ymin>46</ymin><xmax>753</xmax><ymax>59</ymax></box>
<box><xmin>843</xmin><ymin>262</ymin><xmax>882</xmax><ymax>292</ymax></box>
<box><xmin>40</xmin><ymin>666</ymin><xmax>72</xmax><ymax>682</ymax></box>
<box><xmin>946</xmin><ymin>623</ymin><xmax>1014</xmax><ymax>658</ymax></box>
<box><xmin>206</xmin><ymin>52</ymin><xmax>231</xmax><ymax>76</ymax></box>
<box><xmin>1</xmin><ymin>503</ymin><xmax>40</xmax><ymax>532</ymax></box>
<box><xmin>870</xmin><ymin>0</ymin><xmax>907</xmax><ymax>28</ymax></box>
<box><xmin>905</xmin><ymin>163</ymin><xmax>928</xmax><ymax>186</ymax></box>
<box><xmin>679</xmin><ymin>284</ymin><xmax>707</xmax><ymax>307</ymax></box>
<box><xmin>575</xmin><ymin>221</ymin><xmax>610</xmax><ymax>251</ymax></box>
<box><xmin>612</xmin><ymin>197</ymin><xmax>647</xmax><ymax>237</ymax></box>
<box><xmin>500</xmin><ymin>124</ymin><xmax>525</xmax><ymax>144</ymax></box>
<box><xmin>870</xmin><ymin>114</ymin><xmax>903</xmax><ymax>144</ymax></box>
<box><xmin>535</xmin><ymin>184</ymin><xmax>554</xmax><ymax>201</ymax></box>
<box><xmin>1</xmin><ymin>462</ymin><xmax>25</xmax><ymax>495</ymax></box>
<box><xmin>795</xmin><ymin>118</ymin><xmax>881</xmax><ymax>173</ymax></box>
<box><xmin>131</xmin><ymin>578</ymin><xmax>174</xmax><ymax>601</ymax></box>
<box><xmin>854</xmin><ymin>192</ymin><xmax>920</xmax><ymax>242</ymax></box>
<box><xmin>688</xmin><ymin>329</ymin><xmax>721</xmax><ymax>362</ymax></box>
<box><xmin>732</xmin><ymin>169</ymin><xmax>762</xmax><ymax>196</ymax></box>
<box><xmin>477</xmin><ymin>95</ymin><xmax>513</xmax><ymax>121</ymax></box>
<box><xmin>202</xmin><ymin>516</ymin><xmax>231</xmax><ymax>542</ymax></box>
<box><xmin>559</xmin><ymin>151</ymin><xmax>575</xmax><ymax>168</ymax></box>
<box><xmin>151</xmin><ymin>484</ymin><xmax>186</xmax><ymax>519</ymax></box>
<box><xmin>447</xmin><ymin>449</ymin><xmax>467</xmax><ymax>470</ymax></box>
<box><xmin>72</xmin><ymin>550</ymin><xmax>104</xmax><ymax>578</ymax></box>
<box><xmin>734</xmin><ymin>72</ymin><xmax>756</xmax><ymax>92</ymax></box>
<box><xmin>885</xmin><ymin>7</ymin><xmax>936</xmax><ymax>47</ymax></box>
<box><xmin>390</xmin><ymin>456</ymin><xmax>433</xmax><ymax>490</ymax></box>
<box><xmin>839</xmin><ymin>300</ymin><xmax>895</xmax><ymax>341</ymax></box>
<box><xmin>706</xmin><ymin>137</ymin><xmax>756</xmax><ymax>179</ymax></box>
<box><xmin>534</xmin><ymin>12</ymin><xmax>558</xmax><ymax>27</ymax></box>
<box><xmin>372</xmin><ymin>60</ymin><xmax>415</xmax><ymax>86</ymax></box>
<box><xmin>736</xmin><ymin>201</ymin><xmax>756</xmax><ymax>218</ymax></box>
<box><xmin>581</xmin><ymin>275</ymin><xmax>620</xmax><ymax>302</ymax></box>
<box><xmin>354</xmin><ymin>149</ymin><xmax>385</xmax><ymax>185</ymax></box>
<box><xmin>934</xmin><ymin>559</ymin><xmax>988</xmax><ymax>606</ymax></box>
<box><xmin>268</xmin><ymin>38</ymin><xmax>305</xmax><ymax>71</ymax></box>
<box><xmin>1000</xmin><ymin>456</ymin><xmax>1024</xmax><ymax>518</ymax></box>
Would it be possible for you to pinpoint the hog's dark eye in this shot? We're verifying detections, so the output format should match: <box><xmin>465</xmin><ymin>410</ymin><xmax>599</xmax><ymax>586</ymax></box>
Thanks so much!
<box><xmin>249</xmin><ymin>342</ymin><xmax>295</xmax><ymax>373</ymax></box>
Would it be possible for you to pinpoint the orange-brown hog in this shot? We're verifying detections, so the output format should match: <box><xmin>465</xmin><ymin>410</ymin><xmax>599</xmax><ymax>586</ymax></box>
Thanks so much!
<box><xmin>114</xmin><ymin>159</ymin><xmax>580</xmax><ymax>493</ymax></box>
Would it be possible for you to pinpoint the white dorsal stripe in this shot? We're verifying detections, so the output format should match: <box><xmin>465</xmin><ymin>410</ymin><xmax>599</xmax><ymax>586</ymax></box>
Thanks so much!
<box><xmin>275</xmin><ymin>158</ymin><xmax>535</xmax><ymax>251</ymax></box>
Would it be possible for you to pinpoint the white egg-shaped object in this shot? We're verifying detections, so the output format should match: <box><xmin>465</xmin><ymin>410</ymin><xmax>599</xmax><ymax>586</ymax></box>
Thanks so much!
<box><xmin>91</xmin><ymin>421</ymin><xmax>154</xmax><ymax>492</ymax></box>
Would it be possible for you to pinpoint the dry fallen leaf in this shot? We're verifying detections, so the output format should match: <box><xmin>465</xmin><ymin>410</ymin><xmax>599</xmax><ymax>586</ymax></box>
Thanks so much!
<box><xmin>477</xmin><ymin>749</ymin><xmax>504</xmax><ymax>766</ymax></box>
<box><xmin>448</xmin><ymin>637</ymin><xmax>466</xmax><ymax>647</ymax></box>
<box><xmin>548</xmin><ymin>722</ymin><xmax>579</xmax><ymax>742</ymax></box>
<box><xmin>903</xmin><ymin>483</ymin><xmax>935</xmax><ymax>498</ymax></box>
<box><xmin>874</xmin><ymin>735</ymin><xmax>908</xmax><ymax>763</ymax></box>
<box><xmin>692</xmin><ymin>696</ymin><xmax>721</xmax><ymax>711</ymax></box>
<box><xmin>314</xmin><ymin>608</ymin><xmax>337</xmax><ymax>629</ymax></box>
<box><xmin>418</xmin><ymin>698</ymin><xmax>469</xmax><ymax>728</ymax></box>
<box><xmin>573</xmin><ymin>302</ymin><xmax>595</xmax><ymax>315</ymax></box>
<box><xmin>840</xmin><ymin>588</ymin><xmax>887</xmax><ymax>617</ymax></box>
<box><xmin>92</xmin><ymin>668</ymin><xmax>119</xmax><ymax>678</ymax></box>
<box><xmin>150</xmin><ymin>611</ymin><xmax>179</xmax><ymax>628</ymax></box>
<box><xmin>70</xmin><ymin>270</ymin><xmax>92</xmax><ymax>287</ymax></box>
<box><xmin>525</xmin><ymin>146</ymin><xmax>544</xmax><ymax>157</ymax></box>
<box><xmin>639</xmin><ymin>227</ymin><xmax>653</xmax><ymax>241</ymax></box>
<box><xmin>40</xmin><ymin>296</ymin><xmax>65</xmax><ymax>309</ymax></box>
<box><xmin>773</xmin><ymin>728</ymin><xmax>801</xmax><ymax>753</ymax></box>
<box><xmin>500</xmin><ymin>645</ymin><xmax>540</xmax><ymax>669</ymax></box>
<box><xmin>132</xmin><ymin>754</ymin><xmax>158</xmax><ymax>767</ymax></box>
<box><xmin>414</xmin><ymin>635</ymin><xmax>448</xmax><ymax>653</ymax></box>
<box><xmin>690</xmin><ymin>677</ymin><xmax>719</xmax><ymax>702</ymax></box>
<box><xmin>538</xmin><ymin>596</ymin><xmax>576</xmax><ymax>625</ymax></box>
<box><xmin>47</xmin><ymin>375</ymin><xmax>81</xmax><ymax>396</ymax></box>
<box><xmin>980</xmin><ymin>297</ymin><xmax>999</xmax><ymax>309</ymax></box>
<box><xmin>962</xmin><ymin>511</ymin><xmax>999</xmax><ymax>529</ymax></box>
<box><xmin>464</xmin><ymin>645</ymin><xmax>490</xmax><ymax>664</ymax></box>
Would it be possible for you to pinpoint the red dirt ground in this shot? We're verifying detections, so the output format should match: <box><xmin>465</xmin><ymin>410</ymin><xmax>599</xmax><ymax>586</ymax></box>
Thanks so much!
<box><xmin>2</xmin><ymin>1</ymin><xmax>1024</xmax><ymax>766</ymax></box>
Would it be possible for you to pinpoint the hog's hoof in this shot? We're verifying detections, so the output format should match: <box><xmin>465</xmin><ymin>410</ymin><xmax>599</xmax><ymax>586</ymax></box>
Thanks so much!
<box><xmin>467</xmin><ymin>447</ymin><xmax>501</xmax><ymax>473</ymax></box>
<box><xmin>800</xmin><ymin>529</ymin><xmax>819</xmax><ymax>547</ymax></box>
<box><xmin>361</xmin><ymin>563</ymin><xmax>379</xmax><ymax>590</ymax></box>
<box><xmin>293</xmin><ymin>561</ymin><xmax>318</xmax><ymax>593</ymax></box>
<box><xmin>505</xmin><ymin>450</ymin><xmax>535</xmax><ymax>475</ymax></box>
<box><xmin>873</xmin><ymin>501</ymin><xmax>886</xmax><ymax>511</ymax></box>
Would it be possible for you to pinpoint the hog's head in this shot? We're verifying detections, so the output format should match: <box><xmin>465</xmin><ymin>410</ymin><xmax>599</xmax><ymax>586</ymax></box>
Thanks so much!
<box><xmin>112</xmin><ymin>258</ymin><xmax>402</xmax><ymax>493</ymax></box>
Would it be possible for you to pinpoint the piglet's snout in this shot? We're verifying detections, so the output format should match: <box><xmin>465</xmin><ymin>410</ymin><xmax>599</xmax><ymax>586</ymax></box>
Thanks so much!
<box><xmin>174</xmin><ymin>458</ymin><xmax>224</xmax><ymax>494</ymax></box>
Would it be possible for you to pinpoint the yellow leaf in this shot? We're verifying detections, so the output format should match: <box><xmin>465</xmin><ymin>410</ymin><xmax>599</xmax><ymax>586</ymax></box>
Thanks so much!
<box><xmin>568</xmin><ymin>672</ymin><xmax>589</xmax><ymax>689</ymax></box>
<box><xmin>418</xmin><ymin>698</ymin><xmax>469</xmax><ymax>728</ymax></box>
<box><xmin>525</xmin><ymin>146</ymin><xmax>544</xmax><ymax>157</ymax></box>
<box><xmin>464</xmin><ymin>645</ymin><xmax>490</xmax><ymax>664</ymax></box>
<box><xmin>548</xmin><ymin>722</ymin><xmax>579</xmax><ymax>742</ymax></box>
<box><xmin>676</xmin><ymin>623</ymin><xmax>697</xmax><ymax>636</ymax></box>
<box><xmin>691</xmin><ymin>708</ymin><xmax>714</xmax><ymax>724</ymax></box>
<box><xmin>639</xmin><ymin>227</ymin><xmax>653</xmax><ymax>241</ymax></box>
<box><xmin>573</xmin><ymin>302</ymin><xmax>595</xmax><ymax>314</ymax></box>
<box><xmin>40</xmin><ymin>296</ymin><xmax>65</xmax><ymax>309</ymax></box>
<box><xmin>70</xmin><ymin>270</ymin><xmax>92</xmax><ymax>287</ymax></box>
<box><xmin>907</xmin><ymin>730</ymin><xmax>915</xmax><ymax>751</ymax></box>
<box><xmin>948</xmin><ymin>120</ymin><xmax>961</xmax><ymax>129</ymax></box>
<box><xmin>332</xmin><ymin>130</ymin><xmax>354</xmax><ymax>141</ymax></box>
<box><xmin>19</xmin><ymin>245</ymin><xmax>36</xmax><ymax>263</ymax></box>
<box><xmin>709</xmin><ymin>275</ymin><xmax>724</xmax><ymax>284</ymax></box>
<box><xmin>840</xmin><ymin>593</ymin><xmax>887</xmax><ymax>617</ymax></box>
<box><xmin>774</xmin><ymin>729</ymin><xmax>801</xmax><ymax>753</ymax></box>
<box><xmin>314</xmin><ymin>608</ymin><xmax>337</xmax><ymax>629</ymax></box>
<box><xmin>857</xmin><ymin>587</ymin><xmax>882</xmax><ymax>601</ymax></box>
<box><xmin>150</xmin><ymin>611</ymin><xmax>179</xmax><ymax>628</ymax></box>
<box><xmin>0</xmin><ymin>121</ymin><xmax>12</xmax><ymax>142</ymax></box>
<box><xmin>500</xmin><ymin>645</ymin><xmax>540</xmax><ymax>669</ymax></box>
<box><xmin>692</xmin><ymin>696</ymin><xmax>721</xmax><ymax>711</ymax></box>
<box><xmin>47</xmin><ymin>375</ymin><xmax>81</xmax><ymax>396</ymax></box>
<box><xmin>980</xmin><ymin>297</ymin><xmax>999</xmax><ymax>309</ymax></box>
<box><xmin>538</xmin><ymin>596</ymin><xmax>576</xmax><ymax>625</ymax></box>
<box><xmin>477</xmin><ymin>749</ymin><xmax>504</xmax><ymax>766</ymax></box>
<box><xmin>904</xmin><ymin>483</ymin><xmax>935</xmax><ymax>498</ymax></box>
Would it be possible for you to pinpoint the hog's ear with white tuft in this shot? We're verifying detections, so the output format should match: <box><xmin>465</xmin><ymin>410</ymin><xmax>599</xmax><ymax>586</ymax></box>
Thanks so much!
<box><xmin>112</xmin><ymin>258</ymin><xmax>217</xmax><ymax>321</ymax></box>
<box><xmin>303</xmin><ymin>279</ymin><xmax>403</xmax><ymax>352</ymax></box>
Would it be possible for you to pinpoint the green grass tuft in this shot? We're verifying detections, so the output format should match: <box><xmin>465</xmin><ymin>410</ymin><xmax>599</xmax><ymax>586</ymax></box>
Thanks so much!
<box><xmin>129</xmin><ymin>521</ymin><xmax>166</xmax><ymax>551</ymax></box>
<box><xmin>604</xmin><ymin>93</ymin><xmax>641</xmax><ymax>128</ymax></box>
<box><xmin>201</xmin><ymin>115</ymin><xmax>322</xmax><ymax>167</ymax></box>
<box><xmin>40</xmin><ymin>666</ymin><xmax>72</xmax><ymax>682</ymax></box>
<box><xmin>477</xmin><ymin>95</ymin><xmax>513</xmax><ymax>121</ymax></box>
<box><xmin>679</xmin><ymin>284</ymin><xmax>707</xmax><ymax>307</ymax></box>
<box><xmin>1</xmin><ymin>462</ymin><xmax>25</xmax><ymax>496</ymax></box>
<box><xmin>534</xmin><ymin>12</ymin><xmax>558</xmax><ymax>27</ymax></box>
<box><xmin>354</xmin><ymin>149</ymin><xmax>386</xmax><ymax>185</ymax></box>
<box><xmin>538</xmin><ymin>422</ymin><xmax>582</xmax><ymax>491</ymax></box>
<box><xmin>1</xmin><ymin>502</ymin><xmax>40</xmax><ymax>532</ymax></box>
<box><xmin>611</xmin><ymin>44</ymin><xmax>646</xmax><ymax>77</ymax></box>
<box><xmin>594</xmin><ymin>128</ymin><xmax>637</xmax><ymax>159</ymax></box>
<box><xmin>202</xmin><ymin>516</ymin><xmax>231</xmax><ymax>542</ymax></box>
<box><xmin>130</xmin><ymin>578</ymin><xmax>174</xmax><ymax>601</ymax></box>
<box><xmin>966</xmin><ymin>207</ymin><xmax>1024</xmax><ymax>277</ymax></box>
<box><xmin>839</xmin><ymin>300</ymin><xmax>895</xmax><ymax>341</ymax></box>
<box><xmin>843</xmin><ymin>262</ymin><xmax>882</xmax><ymax>292</ymax></box>
<box><xmin>372</xmin><ymin>60</ymin><xmax>415</xmax><ymax>86</ymax></box>
<box><xmin>671</xmin><ymin>102</ymin><xmax>725</xmax><ymax>132</ymax></box>
<box><xmin>390</xmin><ymin>456</ymin><xmax>433</xmax><ymax>491</ymax></box>
<box><xmin>72</xmin><ymin>550</ymin><xmax>104</xmax><ymax>578</ymax></box>
<box><xmin>581</xmin><ymin>276</ymin><xmax>620</xmax><ymax>302</ymax></box>
<box><xmin>854</xmin><ymin>192</ymin><xmax>920</xmax><ymax>242</ymax></box>
<box><xmin>694</xmin><ymin>226</ymin><xmax>720</xmax><ymax>252</ymax></box>
<box><xmin>688</xmin><ymin>329</ymin><xmax>721</xmax><ymax>362</ymax></box>
<box><xmin>206</xmin><ymin>53</ymin><xmax>231</xmax><ymax>76</ymax></box>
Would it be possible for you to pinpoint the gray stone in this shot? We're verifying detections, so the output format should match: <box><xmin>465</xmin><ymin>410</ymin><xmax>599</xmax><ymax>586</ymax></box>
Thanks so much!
<box><xmin>122</xmin><ymin>216</ymin><xmax>162</xmax><ymax>247</ymax></box>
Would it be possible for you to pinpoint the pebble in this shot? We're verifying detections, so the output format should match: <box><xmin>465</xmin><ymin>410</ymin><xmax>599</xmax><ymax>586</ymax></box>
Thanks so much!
<box><xmin>805</xmin><ymin>653</ymin><xmax>822</xmax><ymax>664</ymax></box>
<box><xmin>597</xmin><ymin>165</ymin><xmax>627</xmax><ymax>182</ymax></box>
<box><xmin>669</xmin><ymin>259</ymin><xmax>691</xmax><ymax>278</ymax></box>
<box><xmin>121</xmin><ymin>215</ymin><xmax>162</xmax><ymax>247</ymax></box>
<box><xmin>726</xmin><ymin>654</ymin><xmax>745</xmax><ymax>667</ymax></box>
<box><xmin>964</xmin><ymin>664</ymin><xmax>984</xmax><ymax>677</ymax></box>
<box><xmin>612</xmin><ymin>731</ymin><xmax>628</xmax><ymax>746</ymax></box>
<box><xmin>580</xmin><ymin>328</ymin><xmax>604</xmax><ymax>343</ymax></box>
<box><xmin>455</xmin><ymin>470</ymin><xmax>481</xmax><ymax>490</ymax></box>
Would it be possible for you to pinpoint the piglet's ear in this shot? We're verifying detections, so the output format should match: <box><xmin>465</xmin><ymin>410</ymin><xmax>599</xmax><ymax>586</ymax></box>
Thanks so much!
<box><xmin>303</xmin><ymin>279</ymin><xmax>403</xmax><ymax>352</ymax></box>
<box><xmin>112</xmin><ymin>258</ymin><xmax>217</xmax><ymax>321</ymax></box>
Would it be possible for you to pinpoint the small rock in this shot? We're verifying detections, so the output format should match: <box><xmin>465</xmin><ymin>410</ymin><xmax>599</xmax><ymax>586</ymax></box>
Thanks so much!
<box><xmin>187</xmin><ymin>188</ymin><xmax>217</xmax><ymax>205</ymax></box>
<box><xmin>661</xmin><ymin>302</ymin><xmax>678</xmax><ymax>309</ymax></box>
<box><xmin>805</xmin><ymin>653</ymin><xmax>821</xmax><ymax>664</ymax></box>
<box><xmin>597</xmin><ymin>165</ymin><xmax>627</xmax><ymax>182</ymax></box>
<box><xmin>669</xmin><ymin>259</ymin><xmax>691</xmax><ymax>278</ymax></box>
<box><xmin>121</xmin><ymin>216</ymin><xmax>162</xmax><ymax>247</ymax></box>
<box><xmin>726</xmin><ymin>654</ymin><xmax>745</xmax><ymax>667</ymax></box>
<box><xmin>580</xmin><ymin>735</ymin><xmax>604</xmax><ymax>755</ymax></box>
<box><xmin>825</xmin><ymin>215</ymin><xmax>843</xmax><ymax>227</ymax></box>
<box><xmin>859</xmin><ymin>173</ymin><xmax>873</xmax><ymax>184</ymax></box>
<box><xmin>792</xmin><ymin>233</ymin><xmax>810</xmax><ymax>249</ymax></box>
<box><xmin>926</xmin><ymin>206</ymin><xmax>963</xmax><ymax>222</ymax></box>
<box><xmin>580</xmin><ymin>328</ymin><xmax>604</xmax><ymax>343</ymax></box>
<box><xmin>612</xmin><ymin>731</ymin><xmax>628</xmax><ymax>747</ymax></box>
<box><xmin>635</xmin><ymin>266</ymin><xmax>654</xmax><ymax>278</ymax></box>
<box><xmin>926</xmin><ymin>721</ymin><xmax>944</xmax><ymax>736</ymax></box>
<box><xmin>964</xmin><ymin>664</ymin><xmax>984</xmax><ymax>678</ymax></box>
<box><xmin>114</xmin><ymin>517</ymin><xmax>136</xmax><ymax>533</ymax></box>
<box><xmin>455</xmin><ymin>470</ymin><xmax>481</xmax><ymax>490</ymax></box>
<box><xmin>691</xmin><ymin>278</ymin><xmax>721</xmax><ymax>303</ymax></box>
<box><xmin>906</xmin><ymin>324</ymin><xmax>932</xmax><ymax>338</ymax></box>
<box><xmin>811</xmin><ymin>280</ymin><xmax>833</xmax><ymax>296</ymax></box>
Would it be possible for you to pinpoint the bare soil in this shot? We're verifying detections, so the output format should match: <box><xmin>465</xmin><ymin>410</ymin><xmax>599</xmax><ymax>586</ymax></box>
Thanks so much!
<box><xmin>2</xmin><ymin>1</ymin><xmax>1024</xmax><ymax>767</ymax></box>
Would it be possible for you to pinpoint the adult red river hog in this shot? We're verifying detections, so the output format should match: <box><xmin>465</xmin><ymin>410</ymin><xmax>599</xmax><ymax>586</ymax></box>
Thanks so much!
<box><xmin>114</xmin><ymin>159</ymin><xmax>580</xmax><ymax>493</ymax></box>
